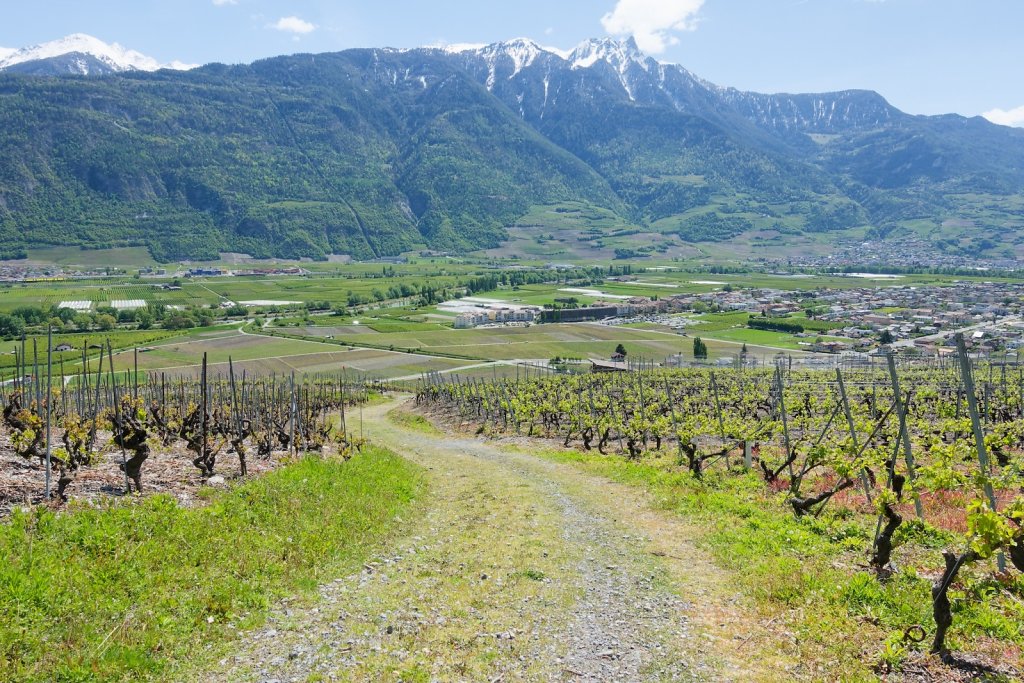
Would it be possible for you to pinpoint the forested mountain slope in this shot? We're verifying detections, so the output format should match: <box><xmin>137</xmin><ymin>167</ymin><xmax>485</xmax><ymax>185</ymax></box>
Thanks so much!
<box><xmin>1</xmin><ymin>37</ymin><xmax>1022</xmax><ymax>261</ymax></box>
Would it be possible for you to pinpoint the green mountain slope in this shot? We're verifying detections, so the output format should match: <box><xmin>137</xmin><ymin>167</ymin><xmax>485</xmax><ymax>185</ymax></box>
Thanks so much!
<box><xmin>1</xmin><ymin>39</ymin><xmax>1023</xmax><ymax>262</ymax></box>
<box><xmin>0</xmin><ymin>50</ymin><xmax>621</xmax><ymax>260</ymax></box>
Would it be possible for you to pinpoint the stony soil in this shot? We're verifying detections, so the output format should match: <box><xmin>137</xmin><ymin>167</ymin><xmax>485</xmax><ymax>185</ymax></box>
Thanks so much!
<box><xmin>0</xmin><ymin>430</ymin><xmax>274</xmax><ymax>516</ymax></box>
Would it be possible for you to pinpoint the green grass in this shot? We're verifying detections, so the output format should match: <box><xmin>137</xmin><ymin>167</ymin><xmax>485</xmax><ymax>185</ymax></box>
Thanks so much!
<box><xmin>364</xmin><ymin>320</ymin><xmax>449</xmax><ymax>333</ymax></box>
<box><xmin>697</xmin><ymin>326</ymin><xmax>812</xmax><ymax>350</ymax></box>
<box><xmin>682</xmin><ymin>312</ymin><xmax>851</xmax><ymax>351</ymax></box>
<box><xmin>787</xmin><ymin>314</ymin><xmax>849</xmax><ymax>333</ymax></box>
<box><xmin>687</xmin><ymin>311</ymin><xmax>751</xmax><ymax>332</ymax></box>
<box><xmin>0</xmin><ymin>446</ymin><xmax>423</xmax><ymax>682</ymax></box>
<box><xmin>386</xmin><ymin>407</ymin><xmax>443</xmax><ymax>434</ymax></box>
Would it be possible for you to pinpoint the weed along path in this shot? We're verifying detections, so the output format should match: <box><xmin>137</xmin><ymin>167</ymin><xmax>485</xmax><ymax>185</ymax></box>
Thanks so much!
<box><xmin>204</xmin><ymin>397</ymin><xmax>787</xmax><ymax>682</ymax></box>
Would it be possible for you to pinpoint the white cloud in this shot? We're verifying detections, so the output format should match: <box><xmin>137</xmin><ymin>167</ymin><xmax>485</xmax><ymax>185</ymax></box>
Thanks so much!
<box><xmin>212</xmin><ymin>0</ymin><xmax>237</xmax><ymax>5</ymax></box>
<box><xmin>601</xmin><ymin>0</ymin><xmax>704</xmax><ymax>54</ymax></box>
<box><xmin>269</xmin><ymin>16</ymin><xmax>316</xmax><ymax>35</ymax></box>
<box><xmin>983</xmin><ymin>105</ymin><xmax>1024</xmax><ymax>128</ymax></box>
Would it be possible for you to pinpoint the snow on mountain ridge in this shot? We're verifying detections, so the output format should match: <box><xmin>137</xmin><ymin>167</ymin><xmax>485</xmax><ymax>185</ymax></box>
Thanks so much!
<box><xmin>434</xmin><ymin>36</ymin><xmax>652</xmax><ymax>72</ymax></box>
<box><xmin>436</xmin><ymin>38</ymin><xmax>569</xmax><ymax>61</ymax></box>
<box><xmin>0</xmin><ymin>33</ymin><xmax>196</xmax><ymax>73</ymax></box>
<box><xmin>440</xmin><ymin>37</ymin><xmax>652</xmax><ymax>96</ymax></box>
<box><xmin>434</xmin><ymin>37</ymin><xmax>888</xmax><ymax>129</ymax></box>
<box><xmin>437</xmin><ymin>42</ymin><xmax>488</xmax><ymax>54</ymax></box>
<box><xmin>566</xmin><ymin>37</ymin><xmax>653</xmax><ymax>102</ymax></box>
<box><xmin>568</xmin><ymin>37</ymin><xmax>647</xmax><ymax>72</ymax></box>
<box><xmin>481</xmin><ymin>38</ymin><xmax>544</xmax><ymax>76</ymax></box>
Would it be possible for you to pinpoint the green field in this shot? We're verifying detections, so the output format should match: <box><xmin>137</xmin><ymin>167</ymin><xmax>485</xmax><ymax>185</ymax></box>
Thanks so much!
<box><xmin>310</xmin><ymin>322</ymin><xmax>802</xmax><ymax>362</ymax></box>
<box><xmin>696</xmin><ymin>327</ymin><xmax>849</xmax><ymax>351</ymax></box>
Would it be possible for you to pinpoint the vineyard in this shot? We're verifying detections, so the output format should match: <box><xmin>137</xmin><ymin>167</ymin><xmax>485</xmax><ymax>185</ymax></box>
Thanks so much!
<box><xmin>416</xmin><ymin>334</ymin><xmax>1024</xmax><ymax>671</ymax></box>
<box><xmin>0</xmin><ymin>341</ymin><xmax>390</xmax><ymax>515</ymax></box>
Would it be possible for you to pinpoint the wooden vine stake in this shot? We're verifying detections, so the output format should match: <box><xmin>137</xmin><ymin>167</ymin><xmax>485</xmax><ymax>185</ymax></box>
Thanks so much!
<box><xmin>886</xmin><ymin>353</ymin><xmax>924</xmax><ymax>520</ymax></box>
<box><xmin>955</xmin><ymin>332</ymin><xmax>1006</xmax><ymax>573</ymax></box>
<box><xmin>107</xmin><ymin>340</ymin><xmax>132</xmax><ymax>493</ymax></box>
<box><xmin>836</xmin><ymin>367</ymin><xmax>873</xmax><ymax>503</ymax></box>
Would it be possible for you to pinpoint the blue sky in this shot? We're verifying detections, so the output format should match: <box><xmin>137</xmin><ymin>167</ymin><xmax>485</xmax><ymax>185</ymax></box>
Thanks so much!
<box><xmin>2</xmin><ymin>0</ymin><xmax>1022</xmax><ymax>124</ymax></box>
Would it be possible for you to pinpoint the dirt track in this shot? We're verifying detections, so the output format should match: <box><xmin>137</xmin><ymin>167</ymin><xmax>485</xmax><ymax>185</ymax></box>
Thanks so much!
<box><xmin>200</xmin><ymin>397</ymin><xmax>790</xmax><ymax>682</ymax></box>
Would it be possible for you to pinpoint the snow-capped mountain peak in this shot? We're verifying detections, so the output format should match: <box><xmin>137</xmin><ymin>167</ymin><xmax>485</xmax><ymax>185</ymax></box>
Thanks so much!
<box><xmin>442</xmin><ymin>36</ymin><xmax>648</xmax><ymax>72</ymax></box>
<box><xmin>436</xmin><ymin>38</ymin><xmax>568</xmax><ymax>90</ymax></box>
<box><xmin>477</xmin><ymin>38</ymin><xmax>568</xmax><ymax>79</ymax></box>
<box><xmin>0</xmin><ymin>33</ymin><xmax>196</xmax><ymax>75</ymax></box>
<box><xmin>437</xmin><ymin>38</ymin><xmax>568</xmax><ymax>61</ymax></box>
<box><xmin>568</xmin><ymin>37</ymin><xmax>646</xmax><ymax>71</ymax></box>
<box><xmin>436</xmin><ymin>42</ymin><xmax>488</xmax><ymax>55</ymax></box>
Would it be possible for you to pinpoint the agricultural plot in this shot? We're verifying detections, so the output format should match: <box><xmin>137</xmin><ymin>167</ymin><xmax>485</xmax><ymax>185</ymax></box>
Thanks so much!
<box><xmin>701</xmin><ymin>326</ymin><xmax>850</xmax><ymax>351</ymax></box>
<box><xmin>107</xmin><ymin>331</ymin><xmax>467</xmax><ymax>379</ymax></box>
<box><xmin>324</xmin><ymin>322</ymin><xmax>800</xmax><ymax>362</ymax></box>
<box><xmin>2</xmin><ymin>354</ymin><xmax>382</xmax><ymax>513</ymax></box>
<box><xmin>160</xmin><ymin>349</ymin><xmax>467</xmax><ymax>381</ymax></box>
<box><xmin>293</xmin><ymin>324</ymin><xmax>378</xmax><ymax>336</ymax></box>
<box><xmin>110</xmin><ymin>333</ymin><xmax>336</xmax><ymax>371</ymax></box>
<box><xmin>197</xmin><ymin>271</ymin><xmax>464</xmax><ymax>306</ymax></box>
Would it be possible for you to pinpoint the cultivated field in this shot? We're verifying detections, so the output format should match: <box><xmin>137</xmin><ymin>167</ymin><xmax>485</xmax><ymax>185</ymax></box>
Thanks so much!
<box><xmin>107</xmin><ymin>330</ymin><xmax>469</xmax><ymax>379</ymax></box>
<box><xmin>305</xmin><ymin>321</ymin><xmax>802</xmax><ymax>362</ymax></box>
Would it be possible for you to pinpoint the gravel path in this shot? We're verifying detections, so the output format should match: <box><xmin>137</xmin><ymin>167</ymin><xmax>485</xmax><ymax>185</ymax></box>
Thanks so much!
<box><xmin>197</xmin><ymin>398</ymin><xmax>780</xmax><ymax>682</ymax></box>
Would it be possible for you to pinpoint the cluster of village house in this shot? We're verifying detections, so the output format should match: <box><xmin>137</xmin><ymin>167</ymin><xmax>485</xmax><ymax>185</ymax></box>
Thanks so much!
<box><xmin>660</xmin><ymin>281</ymin><xmax>1024</xmax><ymax>353</ymax></box>
<box><xmin>452</xmin><ymin>280</ymin><xmax>1024</xmax><ymax>355</ymax></box>
<box><xmin>789</xmin><ymin>237</ymin><xmax>1023</xmax><ymax>271</ymax></box>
